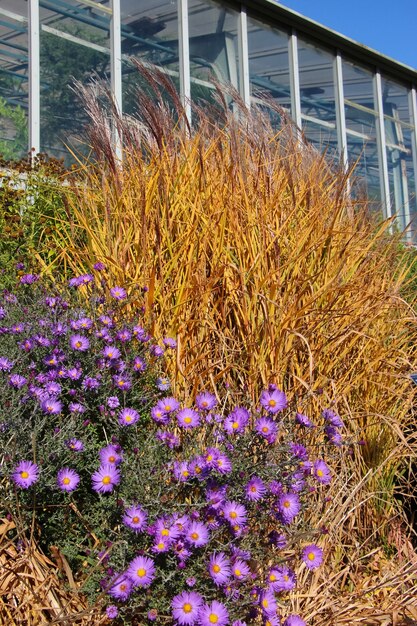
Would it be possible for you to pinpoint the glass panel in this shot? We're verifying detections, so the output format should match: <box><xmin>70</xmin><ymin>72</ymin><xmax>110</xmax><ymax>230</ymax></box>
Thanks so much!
<box><xmin>0</xmin><ymin>0</ymin><xmax>28</xmax><ymax>160</ymax></box>
<box><xmin>381</xmin><ymin>77</ymin><xmax>416</xmax><ymax>233</ymax></box>
<box><xmin>39</xmin><ymin>0</ymin><xmax>111</xmax><ymax>161</ymax></box>
<box><xmin>298</xmin><ymin>39</ymin><xmax>338</xmax><ymax>159</ymax></box>
<box><xmin>247</xmin><ymin>16</ymin><xmax>290</xmax><ymax>130</ymax></box>
<box><xmin>188</xmin><ymin>0</ymin><xmax>239</xmax><ymax>111</ymax></box>
<box><xmin>343</xmin><ymin>59</ymin><xmax>381</xmax><ymax>206</ymax></box>
<box><xmin>121</xmin><ymin>0</ymin><xmax>180</xmax><ymax>117</ymax></box>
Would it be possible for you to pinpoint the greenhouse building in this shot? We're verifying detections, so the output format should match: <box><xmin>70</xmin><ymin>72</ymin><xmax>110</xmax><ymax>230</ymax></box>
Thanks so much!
<box><xmin>1</xmin><ymin>0</ymin><xmax>417</xmax><ymax>237</ymax></box>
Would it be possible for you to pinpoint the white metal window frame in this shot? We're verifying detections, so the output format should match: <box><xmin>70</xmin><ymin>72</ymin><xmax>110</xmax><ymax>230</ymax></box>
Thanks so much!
<box><xmin>6</xmin><ymin>0</ymin><xmax>417</xmax><ymax>227</ymax></box>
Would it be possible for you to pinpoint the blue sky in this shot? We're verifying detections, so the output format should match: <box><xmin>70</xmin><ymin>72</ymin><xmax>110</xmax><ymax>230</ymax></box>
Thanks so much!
<box><xmin>275</xmin><ymin>0</ymin><xmax>417</xmax><ymax>69</ymax></box>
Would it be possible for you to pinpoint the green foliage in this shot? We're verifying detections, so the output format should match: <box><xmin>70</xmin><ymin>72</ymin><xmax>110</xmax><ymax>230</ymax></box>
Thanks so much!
<box><xmin>0</xmin><ymin>96</ymin><xmax>28</xmax><ymax>161</ymax></box>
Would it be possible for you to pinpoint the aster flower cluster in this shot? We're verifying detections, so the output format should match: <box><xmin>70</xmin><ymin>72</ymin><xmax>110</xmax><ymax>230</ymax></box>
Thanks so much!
<box><xmin>0</xmin><ymin>275</ymin><xmax>344</xmax><ymax>625</ymax></box>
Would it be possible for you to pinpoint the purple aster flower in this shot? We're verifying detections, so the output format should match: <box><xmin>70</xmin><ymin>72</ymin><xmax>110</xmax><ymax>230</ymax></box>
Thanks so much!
<box><xmin>70</xmin><ymin>334</ymin><xmax>90</xmax><ymax>351</ymax></box>
<box><xmin>107</xmin><ymin>396</ymin><xmax>120</xmax><ymax>409</ymax></box>
<box><xmin>177</xmin><ymin>407</ymin><xmax>201</xmax><ymax>429</ymax></box>
<box><xmin>208</xmin><ymin>552</ymin><xmax>231</xmax><ymax>586</ymax></box>
<box><xmin>322</xmin><ymin>408</ymin><xmax>344</xmax><ymax>428</ymax></box>
<box><xmin>224</xmin><ymin>407</ymin><xmax>250</xmax><ymax>435</ymax></box>
<box><xmin>11</xmin><ymin>323</ymin><xmax>24</xmax><ymax>333</ymax></box>
<box><xmin>92</xmin><ymin>464</ymin><xmax>121</xmax><ymax>493</ymax></box>
<box><xmin>112</xmin><ymin>374</ymin><xmax>131</xmax><ymax>391</ymax></box>
<box><xmin>302</xmin><ymin>544</ymin><xmax>323</xmax><ymax>569</ymax></box>
<box><xmin>215</xmin><ymin>452</ymin><xmax>232</xmax><ymax>475</ymax></box>
<box><xmin>260</xmin><ymin>388</ymin><xmax>287</xmax><ymax>413</ymax></box>
<box><xmin>195</xmin><ymin>392</ymin><xmax>217</xmax><ymax>411</ymax></box>
<box><xmin>118</xmin><ymin>407</ymin><xmax>140</xmax><ymax>426</ymax></box>
<box><xmin>78</xmin><ymin>317</ymin><xmax>93</xmax><ymax>330</ymax></box>
<box><xmin>277</xmin><ymin>492</ymin><xmax>301</xmax><ymax>524</ymax></box>
<box><xmin>199</xmin><ymin>600</ymin><xmax>229</xmax><ymax>626</ymax></box>
<box><xmin>103</xmin><ymin>345</ymin><xmax>121</xmax><ymax>360</ymax></box>
<box><xmin>223</xmin><ymin>501</ymin><xmax>247</xmax><ymax>526</ymax></box>
<box><xmin>83</xmin><ymin>376</ymin><xmax>101</xmax><ymax>390</ymax></box>
<box><xmin>255</xmin><ymin>417</ymin><xmax>278</xmax><ymax>443</ymax></box>
<box><xmin>110</xmin><ymin>286</ymin><xmax>127</xmax><ymax>300</ymax></box>
<box><xmin>206</xmin><ymin>481</ymin><xmax>228</xmax><ymax>508</ymax></box>
<box><xmin>289</xmin><ymin>443</ymin><xmax>308</xmax><ymax>460</ymax></box>
<box><xmin>12</xmin><ymin>461</ymin><xmax>39</xmax><ymax>489</ymax></box>
<box><xmin>172</xmin><ymin>590</ymin><xmax>203</xmax><ymax>625</ymax></box>
<box><xmin>231</xmin><ymin>559</ymin><xmax>250</xmax><ymax>580</ymax></box>
<box><xmin>283</xmin><ymin>616</ymin><xmax>306</xmax><ymax>626</ymax></box>
<box><xmin>99</xmin><ymin>445</ymin><xmax>123</xmax><ymax>466</ymax></box>
<box><xmin>65</xmin><ymin>438</ymin><xmax>84</xmax><ymax>452</ymax></box>
<box><xmin>57</xmin><ymin>468</ymin><xmax>80</xmax><ymax>492</ymax></box>
<box><xmin>67</xmin><ymin>367</ymin><xmax>82</xmax><ymax>381</ymax></box>
<box><xmin>259</xmin><ymin>588</ymin><xmax>277</xmax><ymax>616</ymax></box>
<box><xmin>325</xmin><ymin>424</ymin><xmax>343</xmax><ymax>446</ymax></box>
<box><xmin>108</xmin><ymin>574</ymin><xmax>133</xmax><ymax>600</ymax></box>
<box><xmin>126</xmin><ymin>555</ymin><xmax>155</xmax><ymax>587</ymax></box>
<box><xmin>158</xmin><ymin>396</ymin><xmax>180</xmax><ymax>414</ymax></box>
<box><xmin>9</xmin><ymin>374</ymin><xmax>27</xmax><ymax>388</ymax></box>
<box><xmin>174</xmin><ymin>461</ymin><xmax>191</xmax><ymax>482</ymax></box>
<box><xmin>122</xmin><ymin>504</ymin><xmax>148</xmax><ymax>532</ymax></box>
<box><xmin>106</xmin><ymin>605</ymin><xmax>118</xmax><ymax>619</ymax></box>
<box><xmin>44</xmin><ymin>381</ymin><xmax>62</xmax><ymax>396</ymax></box>
<box><xmin>189</xmin><ymin>456</ymin><xmax>208</xmax><ymax>479</ymax></box>
<box><xmin>156</xmin><ymin>376</ymin><xmax>171</xmax><ymax>391</ymax></box>
<box><xmin>313</xmin><ymin>459</ymin><xmax>332</xmax><ymax>484</ymax></box>
<box><xmin>0</xmin><ymin>357</ymin><xmax>13</xmax><ymax>371</ymax></box>
<box><xmin>20</xmin><ymin>339</ymin><xmax>33</xmax><ymax>352</ymax></box>
<box><xmin>268</xmin><ymin>565</ymin><xmax>296</xmax><ymax>592</ymax></box>
<box><xmin>148</xmin><ymin>609</ymin><xmax>158</xmax><ymax>621</ymax></box>
<box><xmin>132</xmin><ymin>356</ymin><xmax>147</xmax><ymax>372</ymax></box>
<box><xmin>186</xmin><ymin>521</ymin><xmax>210</xmax><ymax>547</ymax></box>
<box><xmin>20</xmin><ymin>273</ymin><xmax>39</xmax><ymax>284</ymax></box>
<box><xmin>116</xmin><ymin>328</ymin><xmax>132</xmax><ymax>342</ymax></box>
<box><xmin>151</xmin><ymin>402</ymin><xmax>170</xmax><ymax>425</ymax></box>
<box><xmin>245</xmin><ymin>476</ymin><xmax>267</xmax><ymax>501</ymax></box>
<box><xmin>99</xmin><ymin>315</ymin><xmax>114</xmax><ymax>327</ymax></box>
<box><xmin>268</xmin><ymin>531</ymin><xmax>287</xmax><ymax>549</ymax></box>
<box><xmin>295</xmin><ymin>412</ymin><xmax>314</xmax><ymax>428</ymax></box>
<box><xmin>69</xmin><ymin>402</ymin><xmax>86</xmax><ymax>414</ymax></box>
<box><xmin>162</xmin><ymin>336</ymin><xmax>176</xmax><ymax>349</ymax></box>
<box><xmin>41</xmin><ymin>396</ymin><xmax>62</xmax><ymax>414</ymax></box>
<box><xmin>93</xmin><ymin>261</ymin><xmax>106</xmax><ymax>271</ymax></box>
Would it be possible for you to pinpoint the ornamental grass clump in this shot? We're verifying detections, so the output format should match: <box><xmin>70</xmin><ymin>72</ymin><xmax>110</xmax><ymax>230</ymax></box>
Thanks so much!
<box><xmin>1</xmin><ymin>274</ymin><xmax>343</xmax><ymax>624</ymax></box>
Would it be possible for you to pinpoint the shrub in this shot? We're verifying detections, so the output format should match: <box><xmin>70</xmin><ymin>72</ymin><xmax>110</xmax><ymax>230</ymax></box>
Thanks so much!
<box><xmin>0</xmin><ymin>274</ymin><xmax>341</xmax><ymax>625</ymax></box>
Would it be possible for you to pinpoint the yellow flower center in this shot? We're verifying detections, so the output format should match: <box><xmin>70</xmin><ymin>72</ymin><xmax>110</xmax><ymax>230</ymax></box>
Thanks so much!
<box><xmin>63</xmin><ymin>477</ymin><xmax>71</xmax><ymax>485</ymax></box>
<box><xmin>209</xmin><ymin>615</ymin><xmax>218</xmax><ymax>624</ymax></box>
<box><xmin>268</xmin><ymin>399</ymin><xmax>276</xmax><ymax>407</ymax></box>
<box><xmin>183</xmin><ymin>603</ymin><xmax>192</xmax><ymax>614</ymax></box>
<box><xmin>317</xmin><ymin>469</ymin><xmax>323</xmax><ymax>476</ymax></box>
<box><xmin>108</xmin><ymin>456</ymin><xmax>115</xmax><ymax>463</ymax></box>
<box><xmin>137</xmin><ymin>568</ymin><xmax>146</xmax><ymax>577</ymax></box>
<box><xmin>308</xmin><ymin>552</ymin><xmax>315</xmax><ymax>561</ymax></box>
<box><xmin>262</xmin><ymin>426</ymin><xmax>269</xmax><ymax>433</ymax></box>
<box><xmin>269</xmin><ymin>573</ymin><xmax>276</xmax><ymax>581</ymax></box>
<box><xmin>235</xmin><ymin>568</ymin><xmax>241</xmax><ymax>577</ymax></box>
<box><xmin>120</xmin><ymin>584</ymin><xmax>126</xmax><ymax>591</ymax></box>
<box><xmin>132</xmin><ymin>516</ymin><xmax>139</xmax><ymax>524</ymax></box>
<box><xmin>164</xmin><ymin>405</ymin><xmax>171</xmax><ymax>411</ymax></box>
<box><xmin>206</xmin><ymin>455</ymin><xmax>213</xmax><ymax>462</ymax></box>
<box><xmin>20</xmin><ymin>471</ymin><xmax>29</xmax><ymax>479</ymax></box>
<box><xmin>184</xmin><ymin>417</ymin><xmax>192</xmax><ymax>424</ymax></box>
<box><xmin>283</xmin><ymin>500</ymin><xmax>290</xmax><ymax>508</ymax></box>
<box><xmin>213</xmin><ymin>564</ymin><xmax>221</xmax><ymax>573</ymax></box>
<box><xmin>191</xmin><ymin>532</ymin><xmax>199</xmax><ymax>540</ymax></box>
<box><xmin>157</xmin><ymin>542</ymin><xmax>165</xmax><ymax>550</ymax></box>
<box><xmin>182</xmin><ymin>470</ymin><xmax>189</xmax><ymax>477</ymax></box>
<box><xmin>230</xmin><ymin>511</ymin><xmax>237</xmax><ymax>519</ymax></box>
<box><xmin>195</xmin><ymin>466</ymin><xmax>202</xmax><ymax>474</ymax></box>
<box><xmin>202</xmin><ymin>401</ymin><xmax>208</xmax><ymax>407</ymax></box>
<box><xmin>232</xmin><ymin>421</ymin><xmax>239</xmax><ymax>429</ymax></box>
<box><xmin>262</xmin><ymin>599</ymin><xmax>268</xmax><ymax>608</ymax></box>
<box><xmin>118</xmin><ymin>380</ymin><xmax>125</xmax><ymax>386</ymax></box>
<box><xmin>125</xmin><ymin>415</ymin><xmax>132</xmax><ymax>422</ymax></box>
<box><xmin>102</xmin><ymin>476</ymin><xmax>111</xmax><ymax>484</ymax></box>
<box><xmin>161</xmin><ymin>529</ymin><xmax>169</xmax><ymax>536</ymax></box>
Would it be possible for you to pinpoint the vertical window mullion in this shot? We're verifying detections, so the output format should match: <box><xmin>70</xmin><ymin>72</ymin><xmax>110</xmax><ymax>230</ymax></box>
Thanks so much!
<box><xmin>28</xmin><ymin>0</ymin><xmax>40</xmax><ymax>155</ymax></box>
<box><xmin>289</xmin><ymin>30</ymin><xmax>301</xmax><ymax>128</ymax></box>
<box><xmin>110</xmin><ymin>0</ymin><xmax>122</xmax><ymax>159</ymax></box>
<box><xmin>238</xmin><ymin>6</ymin><xmax>250</xmax><ymax>108</ymax></box>
<box><xmin>374</xmin><ymin>70</ymin><xmax>392</xmax><ymax>220</ymax></box>
<box><xmin>410</xmin><ymin>87</ymin><xmax>417</xmax><ymax>231</ymax></box>
<box><xmin>179</xmin><ymin>0</ymin><xmax>191</xmax><ymax>125</ymax></box>
<box><xmin>334</xmin><ymin>52</ymin><xmax>348</xmax><ymax>173</ymax></box>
